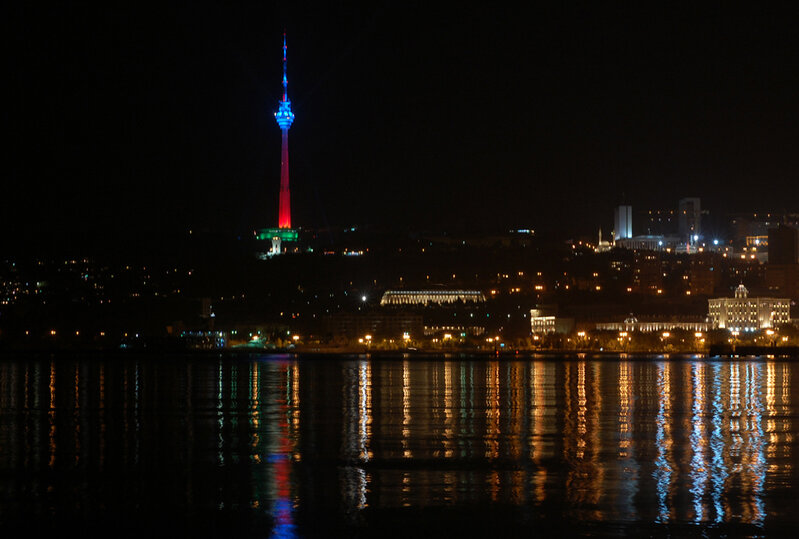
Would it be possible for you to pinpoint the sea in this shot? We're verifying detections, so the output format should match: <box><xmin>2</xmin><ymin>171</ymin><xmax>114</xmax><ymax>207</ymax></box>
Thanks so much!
<box><xmin>0</xmin><ymin>353</ymin><xmax>797</xmax><ymax>537</ymax></box>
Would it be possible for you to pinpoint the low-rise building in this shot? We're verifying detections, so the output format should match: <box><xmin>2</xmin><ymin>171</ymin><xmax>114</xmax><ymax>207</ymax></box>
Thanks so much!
<box><xmin>594</xmin><ymin>315</ymin><xmax>708</xmax><ymax>333</ymax></box>
<box><xmin>323</xmin><ymin>313</ymin><xmax>423</xmax><ymax>339</ymax></box>
<box><xmin>530</xmin><ymin>309</ymin><xmax>575</xmax><ymax>334</ymax></box>
<box><xmin>380</xmin><ymin>289</ymin><xmax>485</xmax><ymax>306</ymax></box>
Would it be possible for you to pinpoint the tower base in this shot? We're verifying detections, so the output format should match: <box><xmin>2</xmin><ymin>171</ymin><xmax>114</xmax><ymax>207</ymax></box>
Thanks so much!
<box><xmin>256</xmin><ymin>227</ymin><xmax>298</xmax><ymax>257</ymax></box>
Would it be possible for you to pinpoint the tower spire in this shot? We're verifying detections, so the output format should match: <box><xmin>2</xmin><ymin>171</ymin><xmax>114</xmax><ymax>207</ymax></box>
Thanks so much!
<box><xmin>282</xmin><ymin>31</ymin><xmax>288</xmax><ymax>101</ymax></box>
<box><xmin>275</xmin><ymin>32</ymin><xmax>295</xmax><ymax>130</ymax></box>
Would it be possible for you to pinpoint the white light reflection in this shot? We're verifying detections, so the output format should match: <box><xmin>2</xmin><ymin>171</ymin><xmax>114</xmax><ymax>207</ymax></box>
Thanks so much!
<box><xmin>709</xmin><ymin>362</ymin><xmax>727</xmax><ymax>523</ymax></box>
<box><xmin>358</xmin><ymin>360</ymin><xmax>372</xmax><ymax>463</ymax></box>
<box><xmin>689</xmin><ymin>362</ymin><xmax>707</xmax><ymax>521</ymax></box>
<box><xmin>617</xmin><ymin>361</ymin><xmax>638</xmax><ymax>520</ymax></box>
<box><xmin>654</xmin><ymin>361</ymin><xmax>672</xmax><ymax>523</ymax></box>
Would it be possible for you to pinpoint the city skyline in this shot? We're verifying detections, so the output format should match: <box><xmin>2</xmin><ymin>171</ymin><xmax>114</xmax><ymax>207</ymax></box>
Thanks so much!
<box><xmin>5</xmin><ymin>4</ymin><xmax>799</xmax><ymax>255</ymax></box>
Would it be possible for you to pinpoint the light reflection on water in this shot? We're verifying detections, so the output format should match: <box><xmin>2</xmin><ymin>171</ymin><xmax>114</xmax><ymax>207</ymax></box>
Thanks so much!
<box><xmin>0</xmin><ymin>356</ymin><xmax>797</xmax><ymax>535</ymax></box>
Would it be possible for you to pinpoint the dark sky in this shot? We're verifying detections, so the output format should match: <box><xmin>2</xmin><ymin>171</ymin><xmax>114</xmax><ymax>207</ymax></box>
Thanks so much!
<box><xmin>5</xmin><ymin>3</ymin><xmax>799</xmax><ymax>253</ymax></box>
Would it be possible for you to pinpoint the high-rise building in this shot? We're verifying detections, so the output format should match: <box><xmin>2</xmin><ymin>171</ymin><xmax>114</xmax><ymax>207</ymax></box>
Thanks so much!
<box><xmin>678</xmin><ymin>197</ymin><xmax>701</xmax><ymax>244</ymax></box>
<box><xmin>644</xmin><ymin>209</ymin><xmax>676</xmax><ymax>235</ymax></box>
<box><xmin>614</xmin><ymin>205</ymin><xmax>632</xmax><ymax>241</ymax></box>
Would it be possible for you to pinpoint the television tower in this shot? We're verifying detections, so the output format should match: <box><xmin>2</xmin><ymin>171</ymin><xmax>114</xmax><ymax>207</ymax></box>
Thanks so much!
<box><xmin>274</xmin><ymin>32</ymin><xmax>295</xmax><ymax>229</ymax></box>
<box><xmin>257</xmin><ymin>33</ymin><xmax>299</xmax><ymax>256</ymax></box>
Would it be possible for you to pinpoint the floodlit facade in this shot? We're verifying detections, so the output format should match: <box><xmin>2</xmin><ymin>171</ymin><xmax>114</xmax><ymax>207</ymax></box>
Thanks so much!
<box><xmin>380</xmin><ymin>290</ymin><xmax>486</xmax><ymax>306</ymax></box>
<box><xmin>530</xmin><ymin>310</ymin><xmax>575</xmax><ymax>334</ymax></box>
<box><xmin>614</xmin><ymin>205</ymin><xmax>633</xmax><ymax>241</ymax></box>
<box><xmin>708</xmin><ymin>284</ymin><xmax>791</xmax><ymax>331</ymax></box>
<box><xmin>595</xmin><ymin>316</ymin><xmax>708</xmax><ymax>333</ymax></box>
<box><xmin>531</xmin><ymin>315</ymin><xmax>557</xmax><ymax>334</ymax></box>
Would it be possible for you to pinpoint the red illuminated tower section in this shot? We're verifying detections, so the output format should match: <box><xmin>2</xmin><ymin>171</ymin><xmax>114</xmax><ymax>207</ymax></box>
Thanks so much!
<box><xmin>279</xmin><ymin>130</ymin><xmax>291</xmax><ymax>228</ymax></box>
<box><xmin>275</xmin><ymin>33</ymin><xmax>295</xmax><ymax>229</ymax></box>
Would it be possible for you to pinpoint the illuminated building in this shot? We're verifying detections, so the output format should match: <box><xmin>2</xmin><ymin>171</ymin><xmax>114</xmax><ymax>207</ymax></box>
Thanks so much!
<box><xmin>594</xmin><ymin>315</ymin><xmax>708</xmax><ymax>333</ymax></box>
<box><xmin>614</xmin><ymin>205</ymin><xmax>633</xmax><ymax>241</ymax></box>
<box><xmin>379</xmin><ymin>289</ymin><xmax>486</xmax><ymax>306</ymax></box>
<box><xmin>423</xmin><ymin>324</ymin><xmax>485</xmax><ymax>336</ymax></box>
<box><xmin>645</xmin><ymin>209</ymin><xmax>676</xmax><ymax>236</ymax></box>
<box><xmin>530</xmin><ymin>309</ymin><xmax>574</xmax><ymax>334</ymax></box>
<box><xmin>678</xmin><ymin>197</ymin><xmax>701</xmax><ymax>245</ymax></box>
<box><xmin>632</xmin><ymin>252</ymin><xmax>662</xmax><ymax>293</ymax></box>
<box><xmin>707</xmin><ymin>284</ymin><xmax>790</xmax><ymax>331</ymax></box>
<box><xmin>257</xmin><ymin>33</ymin><xmax>298</xmax><ymax>255</ymax></box>
<box><xmin>595</xmin><ymin>228</ymin><xmax>612</xmax><ymax>253</ymax></box>
<box><xmin>615</xmin><ymin>235</ymin><xmax>680</xmax><ymax>251</ymax></box>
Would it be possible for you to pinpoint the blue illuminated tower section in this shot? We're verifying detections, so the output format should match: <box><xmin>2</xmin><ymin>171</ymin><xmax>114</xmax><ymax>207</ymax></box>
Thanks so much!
<box><xmin>275</xmin><ymin>33</ymin><xmax>295</xmax><ymax>229</ymax></box>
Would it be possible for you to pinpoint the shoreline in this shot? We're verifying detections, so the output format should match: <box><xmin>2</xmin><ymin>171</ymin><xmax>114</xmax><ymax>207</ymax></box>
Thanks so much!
<box><xmin>1</xmin><ymin>346</ymin><xmax>798</xmax><ymax>360</ymax></box>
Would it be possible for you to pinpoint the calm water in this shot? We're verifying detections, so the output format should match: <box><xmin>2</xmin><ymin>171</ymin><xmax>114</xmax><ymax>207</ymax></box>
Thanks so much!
<box><xmin>0</xmin><ymin>354</ymin><xmax>797</xmax><ymax>537</ymax></box>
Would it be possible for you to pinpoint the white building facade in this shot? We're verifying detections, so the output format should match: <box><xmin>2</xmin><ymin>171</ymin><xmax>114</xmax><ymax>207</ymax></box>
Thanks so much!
<box><xmin>708</xmin><ymin>284</ymin><xmax>791</xmax><ymax>331</ymax></box>
<box><xmin>380</xmin><ymin>290</ymin><xmax>486</xmax><ymax>306</ymax></box>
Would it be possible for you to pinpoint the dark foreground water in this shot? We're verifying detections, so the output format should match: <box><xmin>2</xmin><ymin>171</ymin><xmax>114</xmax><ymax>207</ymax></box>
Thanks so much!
<box><xmin>0</xmin><ymin>354</ymin><xmax>797</xmax><ymax>537</ymax></box>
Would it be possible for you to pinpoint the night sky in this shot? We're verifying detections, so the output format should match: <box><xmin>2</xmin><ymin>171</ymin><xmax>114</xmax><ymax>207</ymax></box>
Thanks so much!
<box><xmin>6</xmin><ymin>3</ymin><xmax>799</xmax><ymax>254</ymax></box>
